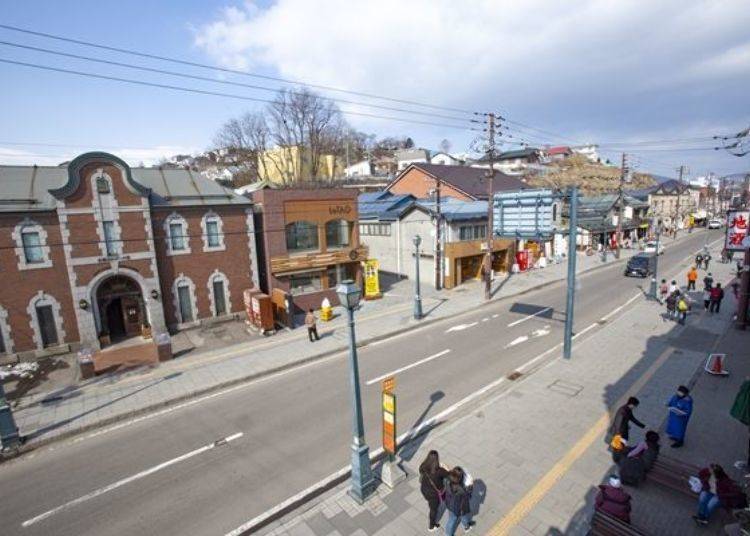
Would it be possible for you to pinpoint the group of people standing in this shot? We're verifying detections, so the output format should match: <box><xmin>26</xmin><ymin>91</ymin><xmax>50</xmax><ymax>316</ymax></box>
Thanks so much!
<box><xmin>659</xmin><ymin>250</ymin><xmax>725</xmax><ymax>324</ymax></box>
<box><xmin>419</xmin><ymin>450</ymin><xmax>476</xmax><ymax>534</ymax></box>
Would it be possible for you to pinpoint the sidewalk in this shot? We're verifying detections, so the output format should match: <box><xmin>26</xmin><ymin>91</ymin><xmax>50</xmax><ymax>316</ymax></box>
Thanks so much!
<box><xmin>244</xmin><ymin>240</ymin><xmax>744</xmax><ymax>536</ymax></box>
<box><xmin>2</xmin><ymin>235</ymin><xmax>694</xmax><ymax>451</ymax></box>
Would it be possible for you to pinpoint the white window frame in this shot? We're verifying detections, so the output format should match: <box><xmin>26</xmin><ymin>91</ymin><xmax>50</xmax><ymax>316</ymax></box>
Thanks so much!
<box><xmin>0</xmin><ymin>305</ymin><xmax>13</xmax><ymax>355</ymax></box>
<box><xmin>27</xmin><ymin>291</ymin><xmax>66</xmax><ymax>350</ymax></box>
<box><xmin>207</xmin><ymin>269</ymin><xmax>232</xmax><ymax>317</ymax></box>
<box><xmin>13</xmin><ymin>218</ymin><xmax>52</xmax><ymax>270</ymax></box>
<box><xmin>201</xmin><ymin>211</ymin><xmax>226</xmax><ymax>252</ymax></box>
<box><xmin>164</xmin><ymin>213</ymin><xmax>191</xmax><ymax>256</ymax></box>
<box><xmin>172</xmin><ymin>273</ymin><xmax>198</xmax><ymax>326</ymax></box>
<box><xmin>102</xmin><ymin>220</ymin><xmax>120</xmax><ymax>257</ymax></box>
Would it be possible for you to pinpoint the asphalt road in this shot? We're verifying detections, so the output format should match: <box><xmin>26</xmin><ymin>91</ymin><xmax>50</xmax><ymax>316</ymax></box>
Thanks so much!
<box><xmin>0</xmin><ymin>230</ymin><xmax>722</xmax><ymax>536</ymax></box>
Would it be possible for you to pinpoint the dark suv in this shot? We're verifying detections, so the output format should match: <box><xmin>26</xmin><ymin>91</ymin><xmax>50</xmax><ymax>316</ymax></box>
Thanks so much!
<box><xmin>624</xmin><ymin>253</ymin><xmax>656</xmax><ymax>278</ymax></box>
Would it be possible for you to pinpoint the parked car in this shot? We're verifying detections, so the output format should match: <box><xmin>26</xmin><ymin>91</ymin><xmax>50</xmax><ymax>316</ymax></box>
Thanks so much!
<box><xmin>708</xmin><ymin>218</ymin><xmax>723</xmax><ymax>229</ymax></box>
<box><xmin>624</xmin><ymin>253</ymin><xmax>656</xmax><ymax>278</ymax></box>
<box><xmin>643</xmin><ymin>241</ymin><xmax>665</xmax><ymax>255</ymax></box>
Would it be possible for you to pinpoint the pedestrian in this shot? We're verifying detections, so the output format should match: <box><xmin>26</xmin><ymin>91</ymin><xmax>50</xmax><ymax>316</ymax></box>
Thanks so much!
<box><xmin>677</xmin><ymin>295</ymin><xmax>689</xmax><ymax>324</ymax></box>
<box><xmin>595</xmin><ymin>475</ymin><xmax>632</xmax><ymax>524</ymax></box>
<box><xmin>709</xmin><ymin>283</ymin><xmax>724</xmax><ymax>313</ymax></box>
<box><xmin>610</xmin><ymin>397</ymin><xmax>645</xmax><ymax>444</ymax></box>
<box><xmin>668</xmin><ymin>280</ymin><xmax>679</xmax><ymax>295</ymax></box>
<box><xmin>693</xmin><ymin>464</ymin><xmax>748</xmax><ymax>526</ymax></box>
<box><xmin>665</xmin><ymin>291</ymin><xmax>678</xmax><ymax>320</ymax></box>
<box><xmin>703</xmin><ymin>252</ymin><xmax>711</xmax><ymax>270</ymax></box>
<box><xmin>702</xmin><ymin>287</ymin><xmax>711</xmax><ymax>311</ymax></box>
<box><xmin>703</xmin><ymin>272</ymin><xmax>714</xmax><ymax>291</ymax></box>
<box><xmin>304</xmin><ymin>308</ymin><xmax>320</xmax><ymax>342</ymax></box>
<box><xmin>444</xmin><ymin>467</ymin><xmax>475</xmax><ymax>535</ymax></box>
<box><xmin>666</xmin><ymin>385</ymin><xmax>693</xmax><ymax>448</ymax></box>
<box><xmin>419</xmin><ymin>450</ymin><xmax>450</xmax><ymax>532</ymax></box>
<box><xmin>659</xmin><ymin>279</ymin><xmax>669</xmax><ymax>305</ymax></box>
<box><xmin>687</xmin><ymin>266</ymin><xmax>698</xmax><ymax>291</ymax></box>
<box><xmin>618</xmin><ymin>430</ymin><xmax>661</xmax><ymax>486</ymax></box>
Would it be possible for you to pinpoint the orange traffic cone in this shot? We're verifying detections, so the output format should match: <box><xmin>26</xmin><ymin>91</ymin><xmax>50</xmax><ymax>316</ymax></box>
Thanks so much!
<box><xmin>705</xmin><ymin>353</ymin><xmax>729</xmax><ymax>376</ymax></box>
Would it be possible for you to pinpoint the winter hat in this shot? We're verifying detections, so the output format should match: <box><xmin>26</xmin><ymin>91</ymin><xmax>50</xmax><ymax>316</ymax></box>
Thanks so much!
<box><xmin>609</xmin><ymin>475</ymin><xmax>622</xmax><ymax>488</ymax></box>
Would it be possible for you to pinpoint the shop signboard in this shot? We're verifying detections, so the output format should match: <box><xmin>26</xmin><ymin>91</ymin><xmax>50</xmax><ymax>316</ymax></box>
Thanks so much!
<box><xmin>493</xmin><ymin>189</ymin><xmax>556</xmax><ymax>239</ymax></box>
<box><xmin>725</xmin><ymin>210</ymin><xmax>749</xmax><ymax>251</ymax></box>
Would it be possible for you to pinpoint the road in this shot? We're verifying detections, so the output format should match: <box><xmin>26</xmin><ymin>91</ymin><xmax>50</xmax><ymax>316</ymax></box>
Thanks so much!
<box><xmin>0</xmin><ymin>230</ymin><xmax>721</xmax><ymax>536</ymax></box>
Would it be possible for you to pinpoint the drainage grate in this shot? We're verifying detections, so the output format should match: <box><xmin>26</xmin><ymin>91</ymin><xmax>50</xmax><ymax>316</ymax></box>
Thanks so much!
<box><xmin>507</xmin><ymin>371</ymin><xmax>523</xmax><ymax>381</ymax></box>
<box><xmin>547</xmin><ymin>379</ymin><xmax>584</xmax><ymax>397</ymax></box>
<box><xmin>597</xmin><ymin>319</ymin><xmax>608</xmax><ymax>325</ymax></box>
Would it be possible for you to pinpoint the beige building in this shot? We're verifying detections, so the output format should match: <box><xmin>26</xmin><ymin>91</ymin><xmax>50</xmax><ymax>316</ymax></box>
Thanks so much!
<box><xmin>257</xmin><ymin>146</ymin><xmax>341</xmax><ymax>184</ymax></box>
<box><xmin>648</xmin><ymin>180</ymin><xmax>697</xmax><ymax>230</ymax></box>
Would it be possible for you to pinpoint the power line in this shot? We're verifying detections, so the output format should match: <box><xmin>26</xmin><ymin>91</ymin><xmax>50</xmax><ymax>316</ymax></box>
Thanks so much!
<box><xmin>0</xmin><ymin>23</ymin><xmax>478</xmax><ymax>116</ymax></box>
<box><xmin>0</xmin><ymin>57</ymin><xmax>481</xmax><ymax>132</ymax></box>
<box><xmin>0</xmin><ymin>39</ymin><xmax>477</xmax><ymax>125</ymax></box>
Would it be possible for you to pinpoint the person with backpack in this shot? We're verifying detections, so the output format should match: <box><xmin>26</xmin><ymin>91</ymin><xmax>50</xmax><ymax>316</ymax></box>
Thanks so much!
<box><xmin>687</xmin><ymin>266</ymin><xmax>698</xmax><ymax>291</ymax></box>
<box><xmin>444</xmin><ymin>467</ymin><xmax>475</xmax><ymax>535</ymax></box>
<box><xmin>677</xmin><ymin>294</ymin><xmax>689</xmax><ymax>324</ymax></box>
<box><xmin>419</xmin><ymin>450</ymin><xmax>450</xmax><ymax>532</ymax></box>
<box><xmin>709</xmin><ymin>283</ymin><xmax>725</xmax><ymax>313</ymax></box>
<box><xmin>665</xmin><ymin>291</ymin><xmax>678</xmax><ymax>320</ymax></box>
<box><xmin>659</xmin><ymin>279</ymin><xmax>669</xmax><ymax>304</ymax></box>
<box><xmin>693</xmin><ymin>464</ymin><xmax>748</xmax><ymax>526</ymax></box>
<box><xmin>703</xmin><ymin>252</ymin><xmax>711</xmax><ymax>270</ymax></box>
<box><xmin>703</xmin><ymin>272</ymin><xmax>714</xmax><ymax>291</ymax></box>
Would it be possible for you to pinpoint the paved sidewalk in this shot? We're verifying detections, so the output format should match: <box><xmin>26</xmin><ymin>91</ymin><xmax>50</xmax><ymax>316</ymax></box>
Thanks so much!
<box><xmin>246</xmin><ymin>241</ymin><xmax>742</xmax><ymax>536</ymax></box>
<box><xmin>4</xmin><ymin>234</ymin><xmax>700</xmax><ymax>451</ymax></box>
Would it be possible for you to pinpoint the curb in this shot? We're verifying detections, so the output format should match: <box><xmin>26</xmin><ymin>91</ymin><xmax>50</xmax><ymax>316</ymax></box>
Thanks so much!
<box><xmin>6</xmin><ymin>236</ymin><xmax>698</xmax><ymax>458</ymax></box>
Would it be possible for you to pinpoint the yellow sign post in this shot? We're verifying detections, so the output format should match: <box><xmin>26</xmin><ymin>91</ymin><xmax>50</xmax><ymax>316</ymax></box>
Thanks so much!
<box><xmin>364</xmin><ymin>259</ymin><xmax>381</xmax><ymax>300</ymax></box>
<box><xmin>379</xmin><ymin>376</ymin><xmax>406</xmax><ymax>487</ymax></box>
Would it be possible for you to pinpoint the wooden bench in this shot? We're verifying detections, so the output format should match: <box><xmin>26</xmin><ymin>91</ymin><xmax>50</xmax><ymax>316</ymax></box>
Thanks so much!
<box><xmin>590</xmin><ymin>510</ymin><xmax>649</xmax><ymax>535</ymax></box>
<box><xmin>646</xmin><ymin>455</ymin><xmax>699</xmax><ymax>498</ymax></box>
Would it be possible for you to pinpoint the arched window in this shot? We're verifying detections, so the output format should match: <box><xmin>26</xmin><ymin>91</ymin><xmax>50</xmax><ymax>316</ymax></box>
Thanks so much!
<box><xmin>172</xmin><ymin>274</ymin><xmax>198</xmax><ymax>325</ymax></box>
<box><xmin>285</xmin><ymin>221</ymin><xmax>319</xmax><ymax>252</ymax></box>
<box><xmin>27</xmin><ymin>292</ymin><xmax>66</xmax><ymax>349</ymax></box>
<box><xmin>325</xmin><ymin>219</ymin><xmax>352</xmax><ymax>249</ymax></box>
<box><xmin>164</xmin><ymin>213</ymin><xmax>191</xmax><ymax>256</ymax></box>
<box><xmin>13</xmin><ymin>218</ymin><xmax>52</xmax><ymax>270</ymax></box>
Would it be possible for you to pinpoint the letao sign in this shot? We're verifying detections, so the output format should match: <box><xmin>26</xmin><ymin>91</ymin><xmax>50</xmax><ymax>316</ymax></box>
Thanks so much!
<box><xmin>364</xmin><ymin>259</ymin><xmax>381</xmax><ymax>299</ymax></box>
<box><xmin>382</xmin><ymin>376</ymin><xmax>397</xmax><ymax>455</ymax></box>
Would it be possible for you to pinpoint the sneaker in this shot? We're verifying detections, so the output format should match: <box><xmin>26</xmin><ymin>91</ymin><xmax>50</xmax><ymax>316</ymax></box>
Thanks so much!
<box><xmin>428</xmin><ymin>527</ymin><xmax>438</xmax><ymax>533</ymax></box>
<box><xmin>464</xmin><ymin>521</ymin><xmax>476</xmax><ymax>532</ymax></box>
<box><xmin>692</xmin><ymin>515</ymin><xmax>708</xmax><ymax>526</ymax></box>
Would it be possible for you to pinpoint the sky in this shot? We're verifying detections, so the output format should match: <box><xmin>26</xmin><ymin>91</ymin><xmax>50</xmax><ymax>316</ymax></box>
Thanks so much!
<box><xmin>1</xmin><ymin>0</ymin><xmax>749</xmax><ymax>180</ymax></box>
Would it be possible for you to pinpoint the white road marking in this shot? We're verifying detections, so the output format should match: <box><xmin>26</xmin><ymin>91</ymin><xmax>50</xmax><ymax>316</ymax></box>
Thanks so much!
<box><xmin>22</xmin><ymin>432</ymin><xmax>243</xmax><ymax>528</ymax></box>
<box><xmin>446</xmin><ymin>322</ymin><xmax>478</xmax><ymax>333</ymax></box>
<box><xmin>506</xmin><ymin>336</ymin><xmax>529</xmax><ymax>348</ymax></box>
<box><xmin>531</xmin><ymin>326</ymin><xmax>551</xmax><ymax>338</ymax></box>
<box><xmin>366</xmin><ymin>350</ymin><xmax>451</xmax><ymax>385</ymax></box>
<box><xmin>482</xmin><ymin>318</ymin><xmax>489</xmax><ymax>322</ymax></box>
<box><xmin>492</xmin><ymin>314</ymin><xmax>499</xmax><ymax>318</ymax></box>
<box><xmin>507</xmin><ymin>306</ymin><xmax>553</xmax><ymax>327</ymax></box>
<box><xmin>601</xmin><ymin>293</ymin><xmax>642</xmax><ymax>321</ymax></box>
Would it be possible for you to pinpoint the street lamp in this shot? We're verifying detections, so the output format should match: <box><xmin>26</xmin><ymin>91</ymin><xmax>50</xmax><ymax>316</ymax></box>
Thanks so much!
<box><xmin>0</xmin><ymin>381</ymin><xmax>21</xmax><ymax>451</ymax></box>
<box><xmin>336</xmin><ymin>280</ymin><xmax>374</xmax><ymax>503</ymax></box>
<box><xmin>649</xmin><ymin>218</ymin><xmax>662</xmax><ymax>300</ymax></box>
<box><xmin>413</xmin><ymin>235</ymin><xmax>423</xmax><ymax>320</ymax></box>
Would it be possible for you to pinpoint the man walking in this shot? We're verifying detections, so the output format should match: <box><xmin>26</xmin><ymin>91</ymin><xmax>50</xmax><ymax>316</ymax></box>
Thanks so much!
<box><xmin>709</xmin><ymin>283</ymin><xmax>725</xmax><ymax>313</ymax></box>
<box><xmin>305</xmin><ymin>308</ymin><xmax>320</xmax><ymax>342</ymax></box>
<box><xmin>703</xmin><ymin>252</ymin><xmax>711</xmax><ymax>270</ymax></box>
<box><xmin>687</xmin><ymin>266</ymin><xmax>698</xmax><ymax>291</ymax></box>
<box><xmin>703</xmin><ymin>272</ymin><xmax>714</xmax><ymax>291</ymax></box>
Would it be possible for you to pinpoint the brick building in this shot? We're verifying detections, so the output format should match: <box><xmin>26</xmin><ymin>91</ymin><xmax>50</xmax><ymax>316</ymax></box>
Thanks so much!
<box><xmin>0</xmin><ymin>152</ymin><xmax>258</xmax><ymax>361</ymax></box>
<box><xmin>251</xmin><ymin>188</ymin><xmax>366</xmax><ymax>321</ymax></box>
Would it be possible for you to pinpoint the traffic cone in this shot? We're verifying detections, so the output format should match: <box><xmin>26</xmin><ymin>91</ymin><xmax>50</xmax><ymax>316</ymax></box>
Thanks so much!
<box><xmin>705</xmin><ymin>353</ymin><xmax>729</xmax><ymax>376</ymax></box>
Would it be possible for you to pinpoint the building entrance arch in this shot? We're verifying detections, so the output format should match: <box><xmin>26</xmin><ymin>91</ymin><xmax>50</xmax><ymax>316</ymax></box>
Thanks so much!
<box><xmin>95</xmin><ymin>274</ymin><xmax>147</xmax><ymax>345</ymax></box>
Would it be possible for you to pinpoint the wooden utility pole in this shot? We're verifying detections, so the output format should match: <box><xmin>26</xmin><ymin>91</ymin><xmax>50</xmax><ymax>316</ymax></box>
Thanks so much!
<box><xmin>435</xmin><ymin>173</ymin><xmax>442</xmax><ymax>291</ymax></box>
<box><xmin>484</xmin><ymin>113</ymin><xmax>497</xmax><ymax>300</ymax></box>
<box><xmin>615</xmin><ymin>153</ymin><xmax>627</xmax><ymax>259</ymax></box>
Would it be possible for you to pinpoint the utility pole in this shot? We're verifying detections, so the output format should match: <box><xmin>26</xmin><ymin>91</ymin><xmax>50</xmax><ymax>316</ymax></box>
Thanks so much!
<box><xmin>484</xmin><ymin>113</ymin><xmax>497</xmax><ymax>301</ymax></box>
<box><xmin>563</xmin><ymin>186</ymin><xmax>579</xmax><ymax>360</ymax></box>
<box><xmin>435</xmin><ymin>175</ymin><xmax>442</xmax><ymax>291</ymax></box>
<box><xmin>615</xmin><ymin>153</ymin><xmax>628</xmax><ymax>259</ymax></box>
<box><xmin>674</xmin><ymin>165</ymin><xmax>686</xmax><ymax>238</ymax></box>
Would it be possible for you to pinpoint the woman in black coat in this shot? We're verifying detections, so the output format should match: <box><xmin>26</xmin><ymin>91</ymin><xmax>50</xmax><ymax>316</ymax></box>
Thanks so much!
<box><xmin>619</xmin><ymin>430</ymin><xmax>660</xmax><ymax>486</ymax></box>
<box><xmin>419</xmin><ymin>450</ymin><xmax>449</xmax><ymax>532</ymax></box>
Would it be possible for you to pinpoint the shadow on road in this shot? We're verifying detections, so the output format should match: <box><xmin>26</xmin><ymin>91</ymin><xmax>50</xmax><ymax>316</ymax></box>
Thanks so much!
<box><xmin>398</xmin><ymin>390</ymin><xmax>445</xmax><ymax>463</ymax></box>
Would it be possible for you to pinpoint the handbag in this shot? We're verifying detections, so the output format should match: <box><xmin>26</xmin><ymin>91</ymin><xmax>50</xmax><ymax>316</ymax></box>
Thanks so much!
<box><xmin>689</xmin><ymin>476</ymin><xmax>702</xmax><ymax>494</ymax></box>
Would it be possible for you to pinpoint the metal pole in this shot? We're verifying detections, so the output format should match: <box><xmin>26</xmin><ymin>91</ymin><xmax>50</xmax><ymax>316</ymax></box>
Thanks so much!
<box><xmin>563</xmin><ymin>186</ymin><xmax>578</xmax><ymax>360</ymax></box>
<box><xmin>414</xmin><ymin>236</ymin><xmax>423</xmax><ymax>320</ymax></box>
<box><xmin>0</xmin><ymin>380</ymin><xmax>21</xmax><ymax>451</ymax></box>
<box><xmin>345</xmin><ymin>306</ymin><xmax>374</xmax><ymax>503</ymax></box>
<box><xmin>616</xmin><ymin>153</ymin><xmax>626</xmax><ymax>259</ymax></box>
<box><xmin>435</xmin><ymin>177</ymin><xmax>442</xmax><ymax>291</ymax></box>
<box><xmin>649</xmin><ymin>220</ymin><xmax>661</xmax><ymax>300</ymax></box>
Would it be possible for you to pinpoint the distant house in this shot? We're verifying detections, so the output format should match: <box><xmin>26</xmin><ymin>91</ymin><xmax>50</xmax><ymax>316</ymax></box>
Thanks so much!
<box><xmin>545</xmin><ymin>146</ymin><xmax>573</xmax><ymax>161</ymax></box>
<box><xmin>471</xmin><ymin>148</ymin><xmax>543</xmax><ymax>173</ymax></box>
<box><xmin>395</xmin><ymin>148</ymin><xmax>430</xmax><ymax>171</ymax></box>
<box><xmin>386</xmin><ymin>163</ymin><xmax>527</xmax><ymax>201</ymax></box>
<box><xmin>571</xmin><ymin>144</ymin><xmax>600</xmax><ymax>163</ymax></box>
<box><xmin>344</xmin><ymin>159</ymin><xmax>373</xmax><ymax>178</ymax></box>
<box><xmin>257</xmin><ymin>145</ymin><xmax>341</xmax><ymax>184</ymax></box>
<box><xmin>647</xmin><ymin>180</ymin><xmax>696</xmax><ymax>231</ymax></box>
<box><xmin>572</xmin><ymin>193</ymin><xmax>650</xmax><ymax>249</ymax></box>
<box><xmin>430</xmin><ymin>152</ymin><xmax>465</xmax><ymax>166</ymax></box>
<box><xmin>358</xmin><ymin>191</ymin><xmax>514</xmax><ymax>289</ymax></box>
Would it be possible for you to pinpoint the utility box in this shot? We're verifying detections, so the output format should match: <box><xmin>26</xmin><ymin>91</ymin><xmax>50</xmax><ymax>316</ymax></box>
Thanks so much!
<box><xmin>250</xmin><ymin>293</ymin><xmax>274</xmax><ymax>333</ymax></box>
<box><xmin>243</xmin><ymin>289</ymin><xmax>261</xmax><ymax>325</ymax></box>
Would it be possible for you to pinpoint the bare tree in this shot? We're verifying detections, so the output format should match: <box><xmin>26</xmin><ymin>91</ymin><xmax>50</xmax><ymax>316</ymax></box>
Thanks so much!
<box><xmin>214</xmin><ymin>111</ymin><xmax>273</xmax><ymax>182</ymax></box>
<box><xmin>439</xmin><ymin>138</ymin><xmax>452</xmax><ymax>154</ymax></box>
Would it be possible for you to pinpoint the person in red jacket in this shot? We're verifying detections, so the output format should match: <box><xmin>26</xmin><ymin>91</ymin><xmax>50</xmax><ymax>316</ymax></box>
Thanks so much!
<box><xmin>595</xmin><ymin>475</ymin><xmax>632</xmax><ymax>523</ymax></box>
<box><xmin>709</xmin><ymin>283</ymin><xmax>725</xmax><ymax>313</ymax></box>
<box><xmin>693</xmin><ymin>464</ymin><xmax>748</xmax><ymax>525</ymax></box>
